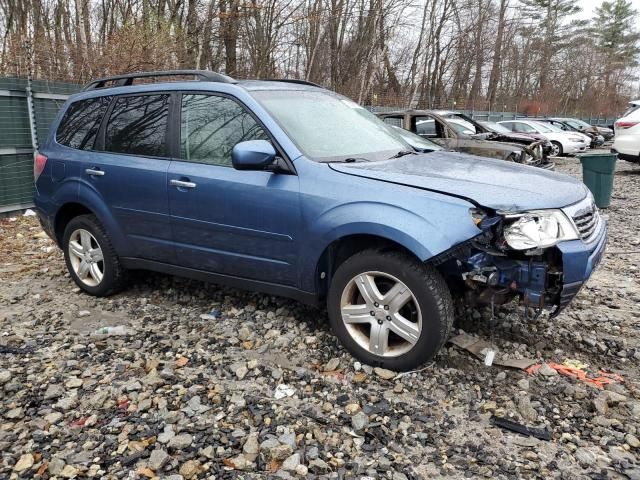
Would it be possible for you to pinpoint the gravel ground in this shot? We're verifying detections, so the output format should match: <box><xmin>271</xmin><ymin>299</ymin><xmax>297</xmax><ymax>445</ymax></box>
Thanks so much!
<box><xmin>1</xmin><ymin>157</ymin><xmax>639</xmax><ymax>479</ymax></box>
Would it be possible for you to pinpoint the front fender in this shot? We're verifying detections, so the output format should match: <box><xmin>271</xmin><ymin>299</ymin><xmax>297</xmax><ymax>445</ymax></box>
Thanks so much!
<box><xmin>298</xmin><ymin>201</ymin><xmax>479</xmax><ymax>292</ymax></box>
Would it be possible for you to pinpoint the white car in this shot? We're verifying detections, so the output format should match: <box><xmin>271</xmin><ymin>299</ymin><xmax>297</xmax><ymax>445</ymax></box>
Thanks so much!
<box><xmin>613</xmin><ymin>100</ymin><xmax>640</xmax><ymax>163</ymax></box>
<box><xmin>498</xmin><ymin>119</ymin><xmax>589</xmax><ymax>156</ymax></box>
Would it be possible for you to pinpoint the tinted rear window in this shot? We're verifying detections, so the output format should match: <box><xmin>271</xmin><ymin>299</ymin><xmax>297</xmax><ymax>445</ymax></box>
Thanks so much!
<box><xmin>56</xmin><ymin>97</ymin><xmax>111</xmax><ymax>150</ymax></box>
<box><xmin>105</xmin><ymin>94</ymin><xmax>170</xmax><ymax>157</ymax></box>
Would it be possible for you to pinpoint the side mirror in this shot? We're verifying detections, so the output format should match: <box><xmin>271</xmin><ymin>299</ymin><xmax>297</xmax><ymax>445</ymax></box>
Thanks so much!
<box><xmin>232</xmin><ymin>140</ymin><xmax>277</xmax><ymax>171</ymax></box>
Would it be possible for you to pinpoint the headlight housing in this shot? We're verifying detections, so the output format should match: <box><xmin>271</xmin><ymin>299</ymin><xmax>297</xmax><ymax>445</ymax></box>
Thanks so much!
<box><xmin>502</xmin><ymin>210</ymin><xmax>579</xmax><ymax>250</ymax></box>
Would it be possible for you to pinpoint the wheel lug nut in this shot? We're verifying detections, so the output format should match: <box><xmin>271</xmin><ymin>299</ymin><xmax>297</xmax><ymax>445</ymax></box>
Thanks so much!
<box><xmin>384</xmin><ymin>305</ymin><xmax>389</xmax><ymax>310</ymax></box>
<box><xmin>386</xmin><ymin>316</ymin><xmax>391</xmax><ymax>321</ymax></box>
<box><xmin>377</xmin><ymin>319</ymin><xmax>383</xmax><ymax>325</ymax></box>
<box><xmin>370</xmin><ymin>311</ymin><xmax>375</xmax><ymax>316</ymax></box>
<box><xmin>374</xmin><ymin>302</ymin><xmax>379</xmax><ymax>307</ymax></box>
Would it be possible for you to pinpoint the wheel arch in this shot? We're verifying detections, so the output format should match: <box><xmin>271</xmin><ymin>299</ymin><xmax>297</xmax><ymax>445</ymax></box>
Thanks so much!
<box><xmin>313</xmin><ymin>233</ymin><xmax>425</xmax><ymax>301</ymax></box>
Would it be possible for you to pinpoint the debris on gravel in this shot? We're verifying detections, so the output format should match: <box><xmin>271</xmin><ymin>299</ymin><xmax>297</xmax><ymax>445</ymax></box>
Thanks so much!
<box><xmin>0</xmin><ymin>158</ymin><xmax>639</xmax><ymax>478</ymax></box>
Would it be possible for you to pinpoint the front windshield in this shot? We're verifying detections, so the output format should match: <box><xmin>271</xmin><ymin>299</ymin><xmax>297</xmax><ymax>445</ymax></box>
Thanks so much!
<box><xmin>529</xmin><ymin>121</ymin><xmax>554</xmax><ymax>133</ymax></box>
<box><xmin>251</xmin><ymin>90</ymin><xmax>408</xmax><ymax>162</ymax></box>
<box><xmin>543</xmin><ymin>122</ymin><xmax>564</xmax><ymax>132</ymax></box>
<box><xmin>480</xmin><ymin>121</ymin><xmax>511</xmax><ymax>134</ymax></box>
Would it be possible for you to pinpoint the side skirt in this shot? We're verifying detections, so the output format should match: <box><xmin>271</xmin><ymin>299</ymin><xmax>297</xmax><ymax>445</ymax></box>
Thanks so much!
<box><xmin>120</xmin><ymin>257</ymin><xmax>320</xmax><ymax>306</ymax></box>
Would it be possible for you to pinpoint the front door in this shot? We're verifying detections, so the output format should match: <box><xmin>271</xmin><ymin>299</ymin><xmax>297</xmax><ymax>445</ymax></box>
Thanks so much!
<box><xmin>167</xmin><ymin>93</ymin><xmax>300</xmax><ymax>286</ymax></box>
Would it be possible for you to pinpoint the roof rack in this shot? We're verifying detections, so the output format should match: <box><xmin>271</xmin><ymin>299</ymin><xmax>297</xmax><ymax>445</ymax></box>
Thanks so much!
<box><xmin>261</xmin><ymin>78</ymin><xmax>323</xmax><ymax>88</ymax></box>
<box><xmin>82</xmin><ymin>70</ymin><xmax>237</xmax><ymax>91</ymax></box>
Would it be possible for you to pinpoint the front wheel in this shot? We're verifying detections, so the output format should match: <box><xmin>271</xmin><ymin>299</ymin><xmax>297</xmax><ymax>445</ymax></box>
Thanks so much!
<box><xmin>327</xmin><ymin>250</ymin><xmax>454</xmax><ymax>371</ymax></box>
<box><xmin>550</xmin><ymin>141</ymin><xmax>563</xmax><ymax>157</ymax></box>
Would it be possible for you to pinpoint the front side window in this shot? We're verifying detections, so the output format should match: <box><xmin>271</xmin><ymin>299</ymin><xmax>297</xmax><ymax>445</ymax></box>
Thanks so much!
<box><xmin>513</xmin><ymin>122</ymin><xmax>536</xmax><ymax>133</ymax></box>
<box><xmin>251</xmin><ymin>90</ymin><xmax>408</xmax><ymax>162</ymax></box>
<box><xmin>180</xmin><ymin>94</ymin><xmax>268</xmax><ymax>166</ymax></box>
<box><xmin>105</xmin><ymin>94</ymin><xmax>170</xmax><ymax>157</ymax></box>
<box><xmin>57</xmin><ymin>97</ymin><xmax>111</xmax><ymax>150</ymax></box>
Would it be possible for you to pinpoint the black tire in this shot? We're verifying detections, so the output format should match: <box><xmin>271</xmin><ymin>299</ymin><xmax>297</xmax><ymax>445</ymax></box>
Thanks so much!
<box><xmin>327</xmin><ymin>249</ymin><xmax>454</xmax><ymax>371</ymax></box>
<box><xmin>551</xmin><ymin>141</ymin><xmax>563</xmax><ymax>157</ymax></box>
<box><xmin>62</xmin><ymin>214</ymin><xmax>126</xmax><ymax>296</ymax></box>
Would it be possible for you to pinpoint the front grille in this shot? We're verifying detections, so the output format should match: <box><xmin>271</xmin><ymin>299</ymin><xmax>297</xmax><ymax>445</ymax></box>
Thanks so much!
<box><xmin>571</xmin><ymin>204</ymin><xmax>599</xmax><ymax>241</ymax></box>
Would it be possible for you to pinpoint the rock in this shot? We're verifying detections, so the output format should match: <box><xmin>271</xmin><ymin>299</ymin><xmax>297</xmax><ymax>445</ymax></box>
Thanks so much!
<box><xmin>65</xmin><ymin>377</ymin><xmax>83</xmax><ymax>388</ymax></box>
<box><xmin>374</xmin><ymin>367</ymin><xmax>396</xmax><ymax>380</ymax></box>
<box><xmin>44</xmin><ymin>383</ymin><xmax>65</xmax><ymax>400</ymax></box>
<box><xmin>243</xmin><ymin>432</ymin><xmax>260</xmax><ymax>461</ymax></box>
<box><xmin>13</xmin><ymin>454</ymin><xmax>34</xmax><ymax>472</ymax></box>
<box><xmin>60</xmin><ymin>465</ymin><xmax>79</xmax><ymax>478</ymax></box>
<box><xmin>269</xmin><ymin>444</ymin><xmax>294</xmax><ymax>461</ymax></box>
<box><xmin>351</xmin><ymin>411</ymin><xmax>368</xmax><ymax>431</ymax></box>
<box><xmin>230</xmin><ymin>361</ymin><xmax>248</xmax><ymax>379</ymax></box>
<box><xmin>282</xmin><ymin>453</ymin><xmax>300</xmax><ymax>471</ymax></box>
<box><xmin>295</xmin><ymin>464</ymin><xmax>308</xmax><ymax>476</ymax></box>
<box><xmin>148</xmin><ymin>449</ymin><xmax>170</xmax><ymax>470</ymax></box>
<box><xmin>179</xmin><ymin>460</ymin><xmax>201</xmax><ymax>479</ymax></box>
<box><xmin>495</xmin><ymin>371</ymin><xmax>506</xmax><ymax>381</ymax></box>
<box><xmin>324</xmin><ymin>357</ymin><xmax>340</xmax><ymax>371</ymax></box>
<box><xmin>575</xmin><ymin>448</ymin><xmax>596</xmax><ymax>467</ymax></box>
<box><xmin>6</xmin><ymin>407</ymin><xmax>24</xmax><ymax>419</ymax></box>
<box><xmin>45</xmin><ymin>412</ymin><xmax>64</xmax><ymax>424</ymax></box>
<box><xmin>168</xmin><ymin>433</ymin><xmax>193</xmax><ymax>450</ymax></box>
<box><xmin>538</xmin><ymin>363</ymin><xmax>558</xmax><ymax>376</ymax></box>
<box><xmin>0</xmin><ymin>370</ymin><xmax>11</xmax><ymax>384</ymax></box>
<box><xmin>309</xmin><ymin>458</ymin><xmax>330</xmax><ymax>473</ymax></box>
<box><xmin>517</xmin><ymin>395</ymin><xmax>537</xmax><ymax>422</ymax></box>
<box><xmin>228</xmin><ymin>454</ymin><xmax>252</xmax><ymax>471</ymax></box>
<box><xmin>626</xmin><ymin>433</ymin><xmax>640</xmax><ymax>448</ymax></box>
<box><xmin>48</xmin><ymin>458</ymin><xmax>66</xmax><ymax>476</ymax></box>
<box><xmin>158</xmin><ymin>425</ymin><xmax>175</xmax><ymax>444</ymax></box>
<box><xmin>278</xmin><ymin>432</ymin><xmax>296</xmax><ymax>449</ymax></box>
<box><xmin>517</xmin><ymin>379</ymin><xmax>530</xmax><ymax>390</ymax></box>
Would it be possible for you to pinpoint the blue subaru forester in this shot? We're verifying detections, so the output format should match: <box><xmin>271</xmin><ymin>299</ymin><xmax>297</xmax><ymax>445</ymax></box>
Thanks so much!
<box><xmin>34</xmin><ymin>70</ymin><xmax>607</xmax><ymax>371</ymax></box>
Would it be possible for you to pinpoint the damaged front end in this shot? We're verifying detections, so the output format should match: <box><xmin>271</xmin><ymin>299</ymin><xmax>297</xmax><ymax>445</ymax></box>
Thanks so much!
<box><xmin>432</xmin><ymin>200</ymin><xmax>606</xmax><ymax>318</ymax></box>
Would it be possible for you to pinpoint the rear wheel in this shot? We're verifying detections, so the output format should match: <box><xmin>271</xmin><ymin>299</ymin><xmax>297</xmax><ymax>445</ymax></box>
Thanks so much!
<box><xmin>327</xmin><ymin>249</ymin><xmax>453</xmax><ymax>371</ymax></box>
<box><xmin>63</xmin><ymin>214</ymin><xmax>126</xmax><ymax>296</ymax></box>
<box><xmin>550</xmin><ymin>141</ymin><xmax>563</xmax><ymax>157</ymax></box>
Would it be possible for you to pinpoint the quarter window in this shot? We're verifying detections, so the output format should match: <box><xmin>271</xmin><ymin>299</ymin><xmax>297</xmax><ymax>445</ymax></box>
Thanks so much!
<box><xmin>105</xmin><ymin>94</ymin><xmax>170</xmax><ymax>157</ymax></box>
<box><xmin>180</xmin><ymin>94</ymin><xmax>268</xmax><ymax>166</ymax></box>
<box><xmin>56</xmin><ymin>97</ymin><xmax>111</xmax><ymax>150</ymax></box>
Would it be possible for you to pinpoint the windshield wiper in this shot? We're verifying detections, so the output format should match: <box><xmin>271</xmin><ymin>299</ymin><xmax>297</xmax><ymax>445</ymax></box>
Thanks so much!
<box><xmin>389</xmin><ymin>150</ymin><xmax>417</xmax><ymax>159</ymax></box>
<box><xmin>326</xmin><ymin>157</ymin><xmax>371</xmax><ymax>163</ymax></box>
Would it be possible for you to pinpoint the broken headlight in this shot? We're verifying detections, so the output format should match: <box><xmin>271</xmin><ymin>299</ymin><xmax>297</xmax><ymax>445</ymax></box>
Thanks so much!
<box><xmin>502</xmin><ymin>210</ymin><xmax>579</xmax><ymax>250</ymax></box>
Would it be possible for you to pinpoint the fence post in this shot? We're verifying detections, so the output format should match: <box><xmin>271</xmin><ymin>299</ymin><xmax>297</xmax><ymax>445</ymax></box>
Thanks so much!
<box><xmin>25</xmin><ymin>76</ymin><xmax>39</xmax><ymax>155</ymax></box>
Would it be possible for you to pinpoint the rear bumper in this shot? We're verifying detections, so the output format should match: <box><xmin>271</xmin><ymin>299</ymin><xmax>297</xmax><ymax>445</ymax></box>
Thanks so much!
<box><xmin>34</xmin><ymin>197</ymin><xmax>58</xmax><ymax>245</ymax></box>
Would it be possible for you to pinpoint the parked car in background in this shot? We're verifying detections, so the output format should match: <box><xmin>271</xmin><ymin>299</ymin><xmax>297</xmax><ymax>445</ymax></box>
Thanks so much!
<box><xmin>478</xmin><ymin>120</ymin><xmax>554</xmax><ymax>157</ymax></box>
<box><xmin>35</xmin><ymin>71</ymin><xmax>608</xmax><ymax>371</ymax></box>
<box><xmin>612</xmin><ymin>100</ymin><xmax>640</xmax><ymax>163</ymax></box>
<box><xmin>551</xmin><ymin>117</ymin><xmax>603</xmax><ymax>140</ymax></box>
<box><xmin>499</xmin><ymin>119</ymin><xmax>588</xmax><ymax>156</ymax></box>
<box><xmin>377</xmin><ymin>110</ymin><xmax>550</xmax><ymax>169</ymax></box>
<box><xmin>595</xmin><ymin>126</ymin><xmax>614</xmax><ymax>141</ymax></box>
<box><xmin>389</xmin><ymin>126</ymin><xmax>443</xmax><ymax>153</ymax></box>
<box><xmin>536</xmin><ymin>118</ymin><xmax>604</xmax><ymax>148</ymax></box>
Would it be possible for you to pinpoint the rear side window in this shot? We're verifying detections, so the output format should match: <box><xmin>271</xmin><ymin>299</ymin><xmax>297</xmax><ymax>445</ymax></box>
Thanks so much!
<box><xmin>180</xmin><ymin>94</ymin><xmax>268</xmax><ymax>166</ymax></box>
<box><xmin>622</xmin><ymin>105</ymin><xmax>640</xmax><ymax>117</ymax></box>
<box><xmin>56</xmin><ymin>97</ymin><xmax>111</xmax><ymax>150</ymax></box>
<box><xmin>105</xmin><ymin>94</ymin><xmax>170</xmax><ymax>157</ymax></box>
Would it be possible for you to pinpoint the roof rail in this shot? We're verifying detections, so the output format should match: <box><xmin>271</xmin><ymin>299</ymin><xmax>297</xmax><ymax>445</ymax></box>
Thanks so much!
<box><xmin>82</xmin><ymin>70</ymin><xmax>237</xmax><ymax>91</ymax></box>
<box><xmin>261</xmin><ymin>78</ymin><xmax>323</xmax><ymax>88</ymax></box>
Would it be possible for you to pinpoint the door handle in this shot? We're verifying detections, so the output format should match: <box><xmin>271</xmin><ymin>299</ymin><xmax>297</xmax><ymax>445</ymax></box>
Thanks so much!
<box><xmin>85</xmin><ymin>168</ymin><xmax>105</xmax><ymax>176</ymax></box>
<box><xmin>170</xmin><ymin>179</ymin><xmax>197</xmax><ymax>189</ymax></box>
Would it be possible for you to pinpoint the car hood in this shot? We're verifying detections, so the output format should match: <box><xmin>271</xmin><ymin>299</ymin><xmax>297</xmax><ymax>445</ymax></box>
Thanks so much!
<box><xmin>329</xmin><ymin>151</ymin><xmax>588</xmax><ymax>211</ymax></box>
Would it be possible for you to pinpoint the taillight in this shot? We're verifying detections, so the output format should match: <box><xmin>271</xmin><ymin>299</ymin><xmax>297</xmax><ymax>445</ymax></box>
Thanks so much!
<box><xmin>615</xmin><ymin>121</ymin><xmax>638</xmax><ymax>129</ymax></box>
<box><xmin>34</xmin><ymin>153</ymin><xmax>48</xmax><ymax>181</ymax></box>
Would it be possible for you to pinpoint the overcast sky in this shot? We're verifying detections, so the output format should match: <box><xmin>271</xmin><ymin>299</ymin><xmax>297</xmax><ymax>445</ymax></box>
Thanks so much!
<box><xmin>575</xmin><ymin>0</ymin><xmax>640</xmax><ymax>19</ymax></box>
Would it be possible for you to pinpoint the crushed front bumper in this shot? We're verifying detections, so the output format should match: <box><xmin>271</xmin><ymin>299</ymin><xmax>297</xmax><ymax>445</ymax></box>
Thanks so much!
<box><xmin>554</xmin><ymin>218</ymin><xmax>607</xmax><ymax>311</ymax></box>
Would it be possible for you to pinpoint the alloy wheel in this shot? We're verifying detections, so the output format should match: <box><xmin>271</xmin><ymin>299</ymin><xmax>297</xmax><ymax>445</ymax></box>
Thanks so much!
<box><xmin>551</xmin><ymin>143</ymin><xmax>561</xmax><ymax>156</ymax></box>
<box><xmin>68</xmin><ymin>229</ymin><xmax>104</xmax><ymax>287</ymax></box>
<box><xmin>340</xmin><ymin>271</ymin><xmax>422</xmax><ymax>357</ymax></box>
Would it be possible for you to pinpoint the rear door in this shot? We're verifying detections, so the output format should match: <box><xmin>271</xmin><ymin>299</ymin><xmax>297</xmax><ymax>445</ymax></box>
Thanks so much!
<box><xmin>167</xmin><ymin>93</ymin><xmax>300</xmax><ymax>285</ymax></box>
<box><xmin>87</xmin><ymin>93</ymin><xmax>174</xmax><ymax>263</ymax></box>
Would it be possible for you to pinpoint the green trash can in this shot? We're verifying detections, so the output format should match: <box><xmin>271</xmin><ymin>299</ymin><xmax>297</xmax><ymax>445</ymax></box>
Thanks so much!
<box><xmin>577</xmin><ymin>153</ymin><xmax>617</xmax><ymax>208</ymax></box>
